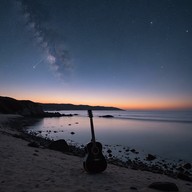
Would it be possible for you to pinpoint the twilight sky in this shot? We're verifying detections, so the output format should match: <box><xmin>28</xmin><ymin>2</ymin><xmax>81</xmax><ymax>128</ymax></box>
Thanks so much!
<box><xmin>0</xmin><ymin>0</ymin><xmax>192</xmax><ymax>110</ymax></box>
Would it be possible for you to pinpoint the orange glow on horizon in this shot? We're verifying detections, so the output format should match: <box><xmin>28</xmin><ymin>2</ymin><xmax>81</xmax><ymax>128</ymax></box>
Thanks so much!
<box><xmin>2</xmin><ymin>92</ymin><xmax>192</xmax><ymax>111</ymax></box>
<box><xmin>116</xmin><ymin>99</ymin><xmax>192</xmax><ymax>110</ymax></box>
<box><xmin>121</xmin><ymin>103</ymin><xmax>192</xmax><ymax>111</ymax></box>
<box><xmin>24</xmin><ymin>98</ymin><xmax>192</xmax><ymax>111</ymax></box>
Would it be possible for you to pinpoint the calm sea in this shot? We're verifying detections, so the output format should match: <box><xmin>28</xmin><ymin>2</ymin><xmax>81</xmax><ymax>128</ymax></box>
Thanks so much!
<box><xmin>27</xmin><ymin>110</ymin><xmax>192</xmax><ymax>162</ymax></box>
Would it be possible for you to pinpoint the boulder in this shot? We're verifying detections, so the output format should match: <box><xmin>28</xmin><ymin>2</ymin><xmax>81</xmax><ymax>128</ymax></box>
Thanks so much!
<box><xmin>146</xmin><ymin>154</ymin><xmax>156</xmax><ymax>161</ymax></box>
<box><xmin>28</xmin><ymin>141</ymin><xmax>40</xmax><ymax>148</ymax></box>
<box><xmin>177</xmin><ymin>172</ymin><xmax>192</xmax><ymax>181</ymax></box>
<box><xmin>183</xmin><ymin>163</ymin><xmax>191</xmax><ymax>170</ymax></box>
<box><xmin>149</xmin><ymin>182</ymin><xmax>179</xmax><ymax>191</ymax></box>
<box><xmin>48</xmin><ymin>139</ymin><xmax>69</xmax><ymax>152</ymax></box>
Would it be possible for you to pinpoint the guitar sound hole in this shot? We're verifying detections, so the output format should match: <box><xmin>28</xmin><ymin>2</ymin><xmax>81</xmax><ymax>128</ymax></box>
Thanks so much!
<box><xmin>92</xmin><ymin>147</ymin><xmax>99</xmax><ymax>155</ymax></box>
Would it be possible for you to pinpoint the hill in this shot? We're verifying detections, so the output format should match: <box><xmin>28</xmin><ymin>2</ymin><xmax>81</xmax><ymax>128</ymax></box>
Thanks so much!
<box><xmin>40</xmin><ymin>103</ymin><xmax>122</xmax><ymax>111</ymax></box>
<box><xmin>0</xmin><ymin>96</ymin><xmax>122</xmax><ymax>117</ymax></box>
<box><xmin>0</xmin><ymin>96</ymin><xmax>44</xmax><ymax>116</ymax></box>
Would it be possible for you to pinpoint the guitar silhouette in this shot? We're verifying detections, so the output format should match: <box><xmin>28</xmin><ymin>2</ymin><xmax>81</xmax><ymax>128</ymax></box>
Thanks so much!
<box><xmin>83</xmin><ymin>110</ymin><xmax>107</xmax><ymax>173</ymax></box>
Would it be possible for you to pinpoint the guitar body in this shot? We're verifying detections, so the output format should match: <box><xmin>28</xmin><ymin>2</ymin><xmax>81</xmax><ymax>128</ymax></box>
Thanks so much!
<box><xmin>84</xmin><ymin>141</ymin><xmax>107</xmax><ymax>173</ymax></box>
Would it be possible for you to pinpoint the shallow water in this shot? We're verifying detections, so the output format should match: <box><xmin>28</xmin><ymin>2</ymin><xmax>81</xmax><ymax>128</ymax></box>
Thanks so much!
<box><xmin>27</xmin><ymin>110</ymin><xmax>192</xmax><ymax>162</ymax></box>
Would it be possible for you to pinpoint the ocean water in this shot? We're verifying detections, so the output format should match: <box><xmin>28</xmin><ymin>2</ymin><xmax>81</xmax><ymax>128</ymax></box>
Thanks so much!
<box><xmin>27</xmin><ymin>110</ymin><xmax>192</xmax><ymax>162</ymax></box>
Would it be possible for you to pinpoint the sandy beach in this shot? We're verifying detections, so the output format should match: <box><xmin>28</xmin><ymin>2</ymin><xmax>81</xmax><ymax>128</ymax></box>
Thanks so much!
<box><xmin>0</xmin><ymin>115</ymin><xmax>192</xmax><ymax>192</ymax></box>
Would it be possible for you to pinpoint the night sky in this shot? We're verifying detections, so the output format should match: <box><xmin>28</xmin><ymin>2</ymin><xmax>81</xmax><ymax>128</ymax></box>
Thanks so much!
<box><xmin>0</xmin><ymin>0</ymin><xmax>192</xmax><ymax>110</ymax></box>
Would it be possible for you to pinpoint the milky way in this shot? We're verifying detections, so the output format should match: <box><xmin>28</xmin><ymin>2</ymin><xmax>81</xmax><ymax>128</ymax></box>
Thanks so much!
<box><xmin>1</xmin><ymin>0</ymin><xmax>192</xmax><ymax>108</ymax></box>
<box><xmin>17</xmin><ymin>0</ymin><xmax>73</xmax><ymax>78</ymax></box>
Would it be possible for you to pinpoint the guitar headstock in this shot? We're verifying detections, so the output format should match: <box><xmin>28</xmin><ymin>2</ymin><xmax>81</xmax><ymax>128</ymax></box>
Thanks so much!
<box><xmin>88</xmin><ymin>109</ymin><xmax>93</xmax><ymax>118</ymax></box>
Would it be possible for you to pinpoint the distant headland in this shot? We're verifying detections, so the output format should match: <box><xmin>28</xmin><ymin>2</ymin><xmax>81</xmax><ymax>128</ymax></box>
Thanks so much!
<box><xmin>41</xmin><ymin>103</ymin><xmax>122</xmax><ymax>111</ymax></box>
<box><xmin>0</xmin><ymin>96</ymin><xmax>122</xmax><ymax>117</ymax></box>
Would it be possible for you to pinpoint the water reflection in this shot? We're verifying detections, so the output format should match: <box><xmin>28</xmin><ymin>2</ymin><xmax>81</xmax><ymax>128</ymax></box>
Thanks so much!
<box><xmin>27</xmin><ymin>115</ymin><xmax>192</xmax><ymax>161</ymax></box>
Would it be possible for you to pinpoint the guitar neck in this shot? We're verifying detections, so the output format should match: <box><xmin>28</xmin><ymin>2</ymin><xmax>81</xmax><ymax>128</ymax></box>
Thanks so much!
<box><xmin>88</xmin><ymin>110</ymin><xmax>96</xmax><ymax>143</ymax></box>
<box><xmin>90</xmin><ymin>116</ymin><xmax>96</xmax><ymax>142</ymax></box>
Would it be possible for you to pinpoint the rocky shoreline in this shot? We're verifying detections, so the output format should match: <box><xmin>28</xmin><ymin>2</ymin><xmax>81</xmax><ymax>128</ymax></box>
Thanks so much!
<box><xmin>1</xmin><ymin>114</ymin><xmax>192</xmax><ymax>192</ymax></box>
<box><xmin>4</xmin><ymin>115</ymin><xmax>192</xmax><ymax>183</ymax></box>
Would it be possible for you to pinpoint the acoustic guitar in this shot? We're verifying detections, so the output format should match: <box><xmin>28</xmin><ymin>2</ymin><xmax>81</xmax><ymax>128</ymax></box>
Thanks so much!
<box><xmin>83</xmin><ymin>110</ymin><xmax>107</xmax><ymax>173</ymax></box>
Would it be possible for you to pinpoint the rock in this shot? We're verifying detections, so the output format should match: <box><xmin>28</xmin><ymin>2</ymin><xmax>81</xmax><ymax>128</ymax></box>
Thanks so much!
<box><xmin>183</xmin><ymin>163</ymin><xmax>191</xmax><ymax>170</ymax></box>
<box><xmin>43</xmin><ymin>112</ymin><xmax>62</xmax><ymax>117</ymax></box>
<box><xmin>48</xmin><ymin>139</ymin><xmax>69</xmax><ymax>152</ymax></box>
<box><xmin>71</xmin><ymin>131</ymin><xmax>75</xmax><ymax>135</ymax></box>
<box><xmin>107</xmin><ymin>149</ymin><xmax>112</xmax><ymax>153</ymax></box>
<box><xmin>146</xmin><ymin>154</ymin><xmax>156</xmax><ymax>161</ymax></box>
<box><xmin>177</xmin><ymin>173</ymin><xmax>192</xmax><ymax>181</ymax></box>
<box><xmin>130</xmin><ymin>149</ymin><xmax>139</xmax><ymax>154</ymax></box>
<box><xmin>125</xmin><ymin>149</ymin><xmax>129</xmax><ymax>152</ymax></box>
<box><xmin>176</xmin><ymin>166</ymin><xmax>184</xmax><ymax>172</ymax></box>
<box><xmin>28</xmin><ymin>141</ymin><xmax>40</xmax><ymax>148</ymax></box>
<box><xmin>99</xmin><ymin>115</ymin><xmax>114</xmax><ymax>118</ymax></box>
<box><xmin>130</xmin><ymin>186</ymin><xmax>137</xmax><ymax>190</ymax></box>
<box><xmin>149</xmin><ymin>182</ymin><xmax>179</xmax><ymax>191</ymax></box>
<box><xmin>13</xmin><ymin>134</ymin><xmax>25</xmax><ymax>139</ymax></box>
<box><xmin>130</xmin><ymin>149</ymin><xmax>136</xmax><ymax>153</ymax></box>
<box><xmin>108</xmin><ymin>154</ymin><xmax>112</xmax><ymax>157</ymax></box>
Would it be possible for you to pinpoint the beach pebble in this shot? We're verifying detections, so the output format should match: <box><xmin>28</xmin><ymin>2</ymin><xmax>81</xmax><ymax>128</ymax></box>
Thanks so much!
<box><xmin>125</xmin><ymin>148</ymin><xmax>129</xmax><ymax>152</ymax></box>
<box><xmin>108</xmin><ymin>154</ymin><xmax>113</xmax><ymax>157</ymax></box>
<box><xmin>99</xmin><ymin>115</ymin><xmax>114</xmax><ymax>118</ymax></box>
<box><xmin>107</xmin><ymin>149</ymin><xmax>112</xmax><ymax>154</ymax></box>
<box><xmin>130</xmin><ymin>149</ymin><xmax>136</xmax><ymax>153</ymax></box>
<box><xmin>149</xmin><ymin>182</ymin><xmax>179</xmax><ymax>191</ymax></box>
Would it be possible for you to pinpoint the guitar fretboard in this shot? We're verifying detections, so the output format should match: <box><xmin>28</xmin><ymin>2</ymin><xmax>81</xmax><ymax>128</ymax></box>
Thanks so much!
<box><xmin>88</xmin><ymin>110</ymin><xmax>96</xmax><ymax>143</ymax></box>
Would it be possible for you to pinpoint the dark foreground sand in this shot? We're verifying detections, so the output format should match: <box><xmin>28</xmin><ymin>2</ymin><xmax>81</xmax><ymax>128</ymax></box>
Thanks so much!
<box><xmin>0</xmin><ymin>114</ymin><xmax>192</xmax><ymax>192</ymax></box>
